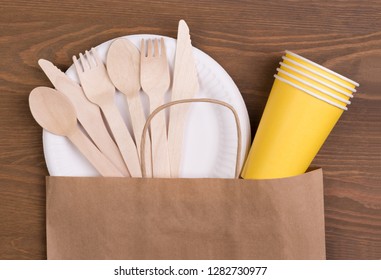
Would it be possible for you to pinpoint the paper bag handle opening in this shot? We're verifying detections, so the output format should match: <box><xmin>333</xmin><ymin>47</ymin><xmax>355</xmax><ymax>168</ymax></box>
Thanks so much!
<box><xmin>140</xmin><ymin>98</ymin><xmax>242</xmax><ymax>178</ymax></box>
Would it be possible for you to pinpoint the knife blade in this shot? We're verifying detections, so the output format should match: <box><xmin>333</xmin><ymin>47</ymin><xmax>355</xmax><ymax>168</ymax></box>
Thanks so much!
<box><xmin>167</xmin><ymin>20</ymin><xmax>200</xmax><ymax>177</ymax></box>
<box><xmin>170</xmin><ymin>20</ymin><xmax>199</xmax><ymax>101</ymax></box>
<box><xmin>38</xmin><ymin>59</ymin><xmax>96</xmax><ymax>122</ymax></box>
<box><xmin>38</xmin><ymin>59</ymin><xmax>130</xmax><ymax>176</ymax></box>
<box><xmin>38</xmin><ymin>59</ymin><xmax>70</xmax><ymax>86</ymax></box>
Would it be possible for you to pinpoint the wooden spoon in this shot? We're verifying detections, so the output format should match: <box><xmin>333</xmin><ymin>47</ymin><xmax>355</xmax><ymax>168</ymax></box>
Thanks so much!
<box><xmin>106</xmin><ymin>38</ymin><xmax>152</xmax><ymax>177</ymax></box>
<box><xmin>29</xmin><ymin>86</ymin><xmax>124</xmax><ymax>177</ymax></box>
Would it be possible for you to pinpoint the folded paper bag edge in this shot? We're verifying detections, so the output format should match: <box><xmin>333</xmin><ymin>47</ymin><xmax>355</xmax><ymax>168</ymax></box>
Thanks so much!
<box><xmin>46</xmin><ymin>168</ymin><xmax>325</xmax><ymax>260</ymax></box>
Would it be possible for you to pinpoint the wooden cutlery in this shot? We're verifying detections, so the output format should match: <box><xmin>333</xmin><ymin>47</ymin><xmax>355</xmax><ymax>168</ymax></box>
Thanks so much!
<box><xmin>33</xmin><ymin>20</ymin><xmax>201</xmax><ymax>178</ymax></box>
<box><xmin>168</xmin><ymin>20</ymin><xmax>200</xmax><ymax>177</ymax></box>
<box><xmin>106</xmin><ymin>38</ymin><xmax>152</xmax><ymax>177</ymax></box>
<box><xmin>38</xmin><ymin>59</ymin><xmax>129</xmax><ymax>176</ymax></box>
<box><xmin>29</xmin><ymin>87</ymin><xmax>124</xmax><ymax>177</ymax></box>
<box><xmin>73</xmin><ymin>48</ymin><xmax>142</xmax><ymax>177</ymax></box>
<box><xmin>140</xmin><ymin>38</ymin><xmax>172</xmax><ymax>178</ymax></box>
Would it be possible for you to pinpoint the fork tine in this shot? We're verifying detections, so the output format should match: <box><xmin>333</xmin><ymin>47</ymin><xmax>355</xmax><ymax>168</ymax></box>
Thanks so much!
<box><xmin>90</xmin><ymin>48</ymin><xmax>103</xmax><ymax>66</ymax></box>
<box><xmin>72</xmin><ymin>55</ymin><xmax>83</xmax><ymax>74</ymax></box>
<box><xmin>85</xmin><ymin>50</ymin><xmax>97</xmax><ymax>68</ymax></box>
<box><xmin>154</xmin><ymin>39</ymin><xmax>159</xmax><ymax>57</ymax></box>
<box><xmin>140</xmin><ymin>39</ymin><xmax>145</xmax><ymax>58</ymax></box>
<box><xmin>160</xmin><ymin>38</ymin><xmax>166</xmax><ymax>59</ymax></box>
<box><xmin>79</xmin><ymin>53</ymin><xmax>90</xmax><ymax>71</ymax></box>
<box><xmin>147</xmin><ymin>39</ymin><xmax>152</xmax><ymax>57</ymax></box>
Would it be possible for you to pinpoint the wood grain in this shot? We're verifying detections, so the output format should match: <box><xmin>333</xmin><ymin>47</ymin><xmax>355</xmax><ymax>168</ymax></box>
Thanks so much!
<box><xmin>0</xmin><ymin>0</ymin><xmax>380</xmax><ymax>259</ymax></box>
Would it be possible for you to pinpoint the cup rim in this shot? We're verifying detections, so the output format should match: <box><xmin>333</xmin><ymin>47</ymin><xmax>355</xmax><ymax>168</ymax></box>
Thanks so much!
<box><xmin>277</xmin><ymin>68</ymin><xmax>351</xmax><ymax>105</ymax></box>
<box><xmin>285</xmin><ymin>50</ymin><xmax>360</xmax><ymax>87</ymax></box>
<box><xmin>279</xmin><ymin>62</ymin><xmax>354</xmax><ymax>98</ymax></box>
<box><xmin>282</xmin><ymin>56</ymin><xmax>356</xmax><ymax>92</ymax></box>
<box><xmin>274</xmin><ymin>74</ymin><xmax>348</xmax><ymax>111</ymax></box>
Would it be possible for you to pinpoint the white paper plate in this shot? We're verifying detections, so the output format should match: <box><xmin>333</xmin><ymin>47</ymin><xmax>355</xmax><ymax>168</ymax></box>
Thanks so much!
<box><xmin>43</xmin><ymin>34</ymin><xmax>251</xmax><ymax>178</ymax></box>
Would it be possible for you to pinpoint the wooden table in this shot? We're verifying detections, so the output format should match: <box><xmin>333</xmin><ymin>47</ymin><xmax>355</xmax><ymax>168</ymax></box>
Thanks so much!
<box><xmin>0</xmin><ymin>0</ymin><xmax>380</xmax><ymax>260</ymax></box>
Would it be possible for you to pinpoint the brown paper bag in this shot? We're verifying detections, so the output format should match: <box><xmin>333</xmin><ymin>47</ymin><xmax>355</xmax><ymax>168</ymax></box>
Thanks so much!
<box><xmin>46</xmin><ymin>169</ymin><xmax>325</xmax><ymax>260</ymax></box>
<box><xmin>45</xmin><ymin>99</ymin><xmax>326</xmax><ymax>259</ymax></box>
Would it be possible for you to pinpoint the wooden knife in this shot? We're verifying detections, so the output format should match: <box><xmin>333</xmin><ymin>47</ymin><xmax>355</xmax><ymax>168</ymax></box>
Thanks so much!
<box><xmin>168</xmin><ymin>20</ymin><xmax>200</xmax><ymax>177</ymax></box>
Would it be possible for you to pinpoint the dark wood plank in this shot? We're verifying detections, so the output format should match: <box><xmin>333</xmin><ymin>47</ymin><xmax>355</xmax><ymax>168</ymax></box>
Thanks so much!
<box><xmin>0</xmin><ymin>165</ymin><xmax>46</xmax><ymax>259</ymax></box>
<box><xmin>0</xmin><ymin>0</ymin><xmax>380</xmax><ymax>259</ymax></box>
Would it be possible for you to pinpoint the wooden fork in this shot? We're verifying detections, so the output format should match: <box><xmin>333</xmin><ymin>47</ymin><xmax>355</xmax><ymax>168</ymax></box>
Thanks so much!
<box><xmin>140</xmin><ymin>38</ymin><xmax>171</xmax><ymax>178</ymax></box>
<box><xmin>73</xmin><ymin>48</ymin><xmax>142</xmax><ymax>177</ymax></box>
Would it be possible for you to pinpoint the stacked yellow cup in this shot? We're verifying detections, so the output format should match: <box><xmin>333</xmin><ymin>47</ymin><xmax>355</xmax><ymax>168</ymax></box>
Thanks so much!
<box><xmin>241</xmin><ymin>51</ymin><xmax>359</xmax><ymax>179</ymax></box>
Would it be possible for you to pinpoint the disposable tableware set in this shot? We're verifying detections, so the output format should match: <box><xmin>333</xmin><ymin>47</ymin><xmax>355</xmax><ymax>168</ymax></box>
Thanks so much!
<box><xmin>28</xmin><ymin>20</ymin><xmax>359</xmax><ymax>259</ymax></box>
<box><xmin>31</xmin><ymin>21</ymin><xmax>201</xmax><ymax>179</ymax></box>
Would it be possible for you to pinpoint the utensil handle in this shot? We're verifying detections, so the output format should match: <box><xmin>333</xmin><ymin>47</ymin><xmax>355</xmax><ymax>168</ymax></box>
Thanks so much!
<box><xmin>140</xmin><ymin>98</ymin><xmax>242</xmax><ymax>179</ymax></box>
<box><xmin>57</xmin><ymin>80</ymin><xmax>130</xmax><ymax>176</ymax></box>
<box><xmin>101</xmin><ymin>101</ymin><xmax>142</xmax><ymax>177</ymax></box>
<box><xmin>127</xmin><ymin>95</ymin><xmax>152</xmax><ymax>178</ymax></box>
<box><xmin>149</xmin><ymin>98</ymin><xmax>171</xmax><ymax>178</ymax></box>
<box><xmin>167</xmin><ymin>105</ymin><xmax>190</xmax><ymax>177</ymax></box>
<box><xmin>68</xmin><ymin>128</ymin><xmax>124</xmax><ymax>177</ymax></box>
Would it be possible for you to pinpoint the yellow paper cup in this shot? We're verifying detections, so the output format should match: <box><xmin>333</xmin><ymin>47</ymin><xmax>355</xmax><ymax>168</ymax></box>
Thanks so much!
<box><xmin>279</xmin><ymin>62</ymin><xmax>353</xmax><ymax>101</ymax></box>
<box><xmin>281</xmin><ymin>56</ymin><xmax>356</xmax><ymax>96</ymax></box>
<box><xmin>241</xmin><ymin>75</ymin><xmax>346</xmax><ymax>179</ymax></box>
<box><xmin>285</xmin><ymin>50</ymin><xmax>359</xmax><ymax>90</ymax></box>
<box><xmin>276</xmin><ymin>68</ymin><xmax>350</xmax><ymax>108</ymax></box>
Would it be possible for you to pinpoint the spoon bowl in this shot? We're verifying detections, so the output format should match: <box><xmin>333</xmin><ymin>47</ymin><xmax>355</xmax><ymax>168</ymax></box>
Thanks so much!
<box><xmin>29</xmin><ymin>87</ymin><xmax>77</xmax><ymax>136</ymax></box>
<box><xmin>107</xmin><ymin>38</ymin><xmax>141</xmax><ymax>96</ymax></box>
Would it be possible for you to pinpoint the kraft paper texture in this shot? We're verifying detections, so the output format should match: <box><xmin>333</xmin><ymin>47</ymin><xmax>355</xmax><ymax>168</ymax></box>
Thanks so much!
<box><xmin>46</xmin><ymin>168</ymin><xmax>325</xmax><ymax>260</ymax></box>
